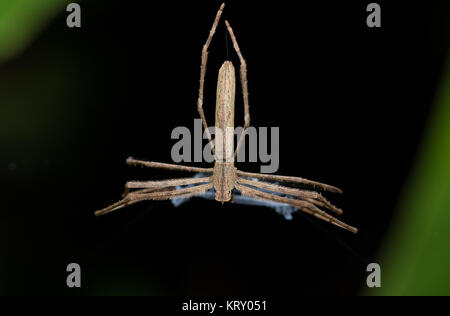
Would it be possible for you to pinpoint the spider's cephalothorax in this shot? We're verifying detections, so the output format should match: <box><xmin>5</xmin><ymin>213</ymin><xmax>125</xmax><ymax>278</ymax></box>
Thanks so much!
<box><xmin>213</xmin><ymin>162</ymin><xmax>236</xmax><ymax>203</ymax></box>
<box><xmin>94</xmin><ymin>3</ymin><xmax>358</xmax><ymax>234</ymax></box>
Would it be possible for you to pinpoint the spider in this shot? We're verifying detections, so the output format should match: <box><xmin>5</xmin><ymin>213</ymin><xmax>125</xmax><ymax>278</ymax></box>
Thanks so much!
<box><xmin>94</xmin><ymin>3</ymin><xmax>358</xmax><ymax>234</ymax></box>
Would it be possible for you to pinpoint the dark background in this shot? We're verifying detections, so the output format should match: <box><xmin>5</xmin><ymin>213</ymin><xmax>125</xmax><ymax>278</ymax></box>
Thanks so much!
<box><xmin>1</xmin><ymin>0</ymin><xmax>449</xmax><ymax>295</ymax></box>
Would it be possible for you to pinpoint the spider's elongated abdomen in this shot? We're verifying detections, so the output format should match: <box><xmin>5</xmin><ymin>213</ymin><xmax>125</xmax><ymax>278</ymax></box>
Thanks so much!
<box><xmin>215</xmin><ymin>61</ymin><xmax>235</xmax><ymax>163</ymax></box>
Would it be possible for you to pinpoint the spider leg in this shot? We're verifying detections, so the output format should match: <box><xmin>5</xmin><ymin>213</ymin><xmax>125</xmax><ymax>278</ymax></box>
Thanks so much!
<box><xmin>197</xmin><ymin>3</ymin><xmax>225</xmax><ymax>154</ymax></box>
<box><xmin>122</xmin><ymin>183</ymin><xmax>176</xmax><ymax>198</ymax></box>
<box><xmin>236</xmin><ymin>177</ymin><xmax>343</xmax><ymax>215</ymax></box>
<box><xmin>126</xmin><ymin>157</ymin><xmax>213</xmax><ymax>173</ymax></box>
<box><xmin>235</xmin><ymin>183</ymin><xmax>357</xmax><ymax>233</ymax></box>
<box><xmin>236</xmin><ymin>169</ymin><xmax>343</xmax><ymax>194</ymax></box>
<box><xmin>95</xmin><ymin>183</ymin><xmax>213</xmax><ymax>217</ymax></box>
<box><xmin>123</xmin><ymin>176</ymin><xmax>211</xmax><ymax>199</ymax></box>
<box><xmin>126</xmin><ymin>176</ymin><xmax>212</xmax><ymax>190</ymax></box>
<box><xmin>224</xmin><ymin>20</ymin><xmax>250</xmax><ymax>159</ymax></box>
<box><xmin>123</xmin><ymin>186</ymin><xmax>174</xmax><ymax>197</ymax></box>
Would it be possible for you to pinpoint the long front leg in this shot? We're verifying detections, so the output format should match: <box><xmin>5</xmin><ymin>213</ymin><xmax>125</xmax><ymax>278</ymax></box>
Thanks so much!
<box><xmin>235</xmin><ymin>183</ymin><xmax>357</xmax><ymax>233</ymax></box>
<box><xmin>237</xmin><ymin>177</ymin><xmax>343</xmax><ymax>215</ymax></box>
<box><xmin>126</xmin><ymin>157</ymin><xmax>213</xmax><ymax>173</ymax></box>
<box><xmin>123</xmin><ymin>176</ymin><xmax>211</xmax><ymax>197</ymax></box>
<box><xmin>95</xmin><ymin>183</ymin><xmax>213</xmax><ymax>217</ymax></box>
<box><xmin>126</xmin><ymin>176</ymin><xmax>212</xmax><ymax>190</ymax></box>
<box><xmin>236</xmin><ymin>169</ymin><xmax>343</xmax><ymax>194</ymax></box>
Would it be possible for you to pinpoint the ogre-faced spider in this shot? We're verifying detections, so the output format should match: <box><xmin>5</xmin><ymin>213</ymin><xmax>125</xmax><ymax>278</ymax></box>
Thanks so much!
<box><xmin>95</xmin><ymin>3</ymin><xmax>357</xmax><ymax>234</ymax></box>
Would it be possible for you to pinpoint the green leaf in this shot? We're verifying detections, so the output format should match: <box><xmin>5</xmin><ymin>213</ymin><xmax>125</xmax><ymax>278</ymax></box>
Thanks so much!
<box><xmin>368</xmin><ymin>56</ymin><xmax>450</xmax><ymax>296</ymax></box>
<box><xmin>0</xmin><ymin>0</ymin><xmax>67</xmax><ymax>63</ymax></box>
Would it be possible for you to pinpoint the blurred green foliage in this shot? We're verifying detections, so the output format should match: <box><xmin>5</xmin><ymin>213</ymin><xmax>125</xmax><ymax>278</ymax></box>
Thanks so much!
<box><xmin>0</xmin><ymin>0</ymin><xmax>67</xmax><ymax>64</ymax></box>
<box><xmin>369</xmin><ymin>56</ymin><xmax>450</xmax><ymax>296</ymax></box>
